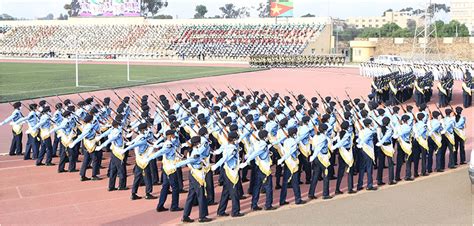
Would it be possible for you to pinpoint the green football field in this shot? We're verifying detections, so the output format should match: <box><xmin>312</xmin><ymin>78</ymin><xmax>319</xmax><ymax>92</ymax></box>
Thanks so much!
<box><xmin>0</xmin><ymin>62</ymin><xmax>259</xmax><ymax>103</ymax></box>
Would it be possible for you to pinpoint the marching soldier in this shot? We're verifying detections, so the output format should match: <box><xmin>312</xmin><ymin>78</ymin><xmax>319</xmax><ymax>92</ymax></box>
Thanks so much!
<box><xmin>0</xmin><ymin>102</ymin><xmax>24</xmax><ymax>156</ymax></box>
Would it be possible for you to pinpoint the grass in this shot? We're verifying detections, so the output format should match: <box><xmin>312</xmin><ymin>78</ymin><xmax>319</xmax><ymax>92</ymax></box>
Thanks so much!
<box><xmin>0</xmin><ymin>62</ymin><xmax>260</xmax><ymax>103</ymax></box>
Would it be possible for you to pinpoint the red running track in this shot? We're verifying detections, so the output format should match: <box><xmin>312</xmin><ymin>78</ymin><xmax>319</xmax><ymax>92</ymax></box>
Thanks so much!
<box><xmin>0</xmin><ymin>67</ymin><xmax>471</xmax><ymax>225</ymax></box>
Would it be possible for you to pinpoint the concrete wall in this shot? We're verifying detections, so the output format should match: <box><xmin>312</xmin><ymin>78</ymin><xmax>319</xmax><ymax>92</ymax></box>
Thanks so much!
<box><xmin>351</xmin><ymin>37</ymin><xmax>474</xmax><ymax>61</ymax></box>
<box><xmin>302</xmin><ymin>24</ymin><xmax>333</xmax><ymax>55</ymax></box>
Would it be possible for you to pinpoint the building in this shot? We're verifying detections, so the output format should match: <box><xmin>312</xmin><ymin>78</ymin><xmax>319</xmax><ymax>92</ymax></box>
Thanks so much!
<box><xmin>451</xmin><ymin>0</ymin><xmax>474</xmax><ymax>36</ymax></box>
<box><xmin>347</xmin><ymin>11</ymin><xmax>421</xmax><ymax>29</ymax></box>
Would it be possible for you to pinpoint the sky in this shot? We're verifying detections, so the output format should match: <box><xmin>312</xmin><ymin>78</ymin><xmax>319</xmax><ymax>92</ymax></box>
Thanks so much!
<box><xmin>0</xmin><ymin>0</ymin><xmax>451</xmax><ymax>20</ymax></box>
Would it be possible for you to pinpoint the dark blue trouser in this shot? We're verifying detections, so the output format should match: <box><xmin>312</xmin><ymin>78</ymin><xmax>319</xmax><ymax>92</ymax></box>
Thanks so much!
<box><xmin>217</xmin><ymin>171</ymin><xmax>240</xmax><ymax>216</ymax></box>
<box><xmin>93</xmin><ymin>150</ymin><xmax>102</xmax><ymax>176</ymax></box>
<box><xmin>271</xmin><ymin>147</ymin><xmax>283</xmax><ymax>186</ymax></box>
<box><xmin>80</xmin><ymin>148</ymin><xmax>94</xmax><ymax>177</ymax></box>
<box><xmin>252</xmin><ymin>168</ymin><xmax>273</xmax><ymax>209</ymax></box>
<box><xmin>132</xmin><ymin>164</ymin><xmax>152</xmax><ymax>194</ymax></box>
<box><xmin>395</xmin><ymin>144</ymin><xmax>406</xmax><ymax>180</ymax></box>
<box><xmin>376</xmin><ymin>150</ymin><xmax>386</xmax><ymax>183</ymax></box>
<box><xmin>427</xmin><ymin>138</ymin><xmax>437</xmax><ymax>172</ymax></box>
<box><xmin>52</xmin><ymin>134</ymin><xmax>60</xmax><ymax>156</ymax></box>
<box><xmin>412</xmin><ymin>139</ymin><xmax>421</xmax><ymax>176</ymax></box>
<box><xmin>454</xmin><ymin>133</ymin><xmax>466</xmax><ymax>164</ymax></box>
<box><xmin>158</xmin><ymin>172</ymin><xmax>180</xmax><ymax>210</ymax></box>
<box><xmin>37</xmin><ymin>137</ymin><xmax>53</xmax><ymax>165</ymax></box>
<box><xmin>58</xmin><ymin>144</ymin><xmax>78</xmax><ymax>171</ymax></box>
<box><xmin>205</xmin><ymin>171</ymin><xmax>215</xmax><ymax>204</ymax></box>
<box><xmin>58</xmin><ymin>144</ymin><xmax>67</xmax><ymax>171</ymax></box>
<box><xmin>149</xmin><ymin>158</ymin><xmax>159</xmax><ymax>184</ymax></box>
<box><xmin>109</xmin><ymin>154</ymin><xmax>127</xmax><ymax>189</ymax></box>
<box><xmin>299</xmin><ymin>154</ymin><xmax>312</xmax><ymax>183</ymax></box>
<box><xmin>357</xmin><ymin>151</ymin><xmax>374</xmax><ymax>189</ymax></box>
<box><xmin>336</xmin><ymin>154</ymin><xmax>353</xmax><ymax>191</ymax></box>
<box><xmin>9</xmin><ymin>131</ymin><xmax>22</xmax><ymax>155</ymax></box>
<box><xmin>308</xmin><ymin>158</ymin><xmax>329</xmax><ymax>197</ymax></box>
<box><xmin>183</xmin><ymin>172</ymin><xmax>208</xmax><ymax>219</ymax></box>
<box><xmin>280</xmin><ymin>165</ymin><xmax>302</xmax><ymax>204</ymax></box>
<box><xmin>25</xmin><ymin>134</ymin><xmax>40</xmax><ymax>159</ymax></box>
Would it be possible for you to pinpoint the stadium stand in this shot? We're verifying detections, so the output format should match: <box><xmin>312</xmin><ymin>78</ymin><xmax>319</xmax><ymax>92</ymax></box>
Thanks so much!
<box><xmin>0</xmin><ymin>18</ymin><xmax>331</xmax><ymax>60</ymax></box>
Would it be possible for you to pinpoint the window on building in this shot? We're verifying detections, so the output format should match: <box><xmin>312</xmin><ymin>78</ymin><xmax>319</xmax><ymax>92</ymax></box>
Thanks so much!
<box><xmin>375</xmin><ymin>19</ymin><xmax>379</xmax><ymax>22</ymax></box>
<box><xmin>358</xmin><ymin>50</ymin><xmax>361</xmax><ymax>55</ymax></box>
<box><xmin>355</xmin><ymin>20</ymin><xmax>359</xmax><ymax>22</ymax></box>
<box><xmin>362</xmin><ymin>25</ymin><xmax>366</xmax><ymax>28</ymax></box>
<box><xmin>375</xmin><ymin>24</ymin><xmax>379</xmax><ymax>27</ymax></box>
<box><xmin>369</xmin><ymin>19</ymin><xmax>372</xmax><ymax>22</ymax></box>
<box><xmin>382</xmin><ymin>19</ymin><xmax>386</xmax><ymax>22</ymax></box>
<box><xmin>362</xmin><ymin>20</ymin><xmax>365</xmax><ymax>22</ymax></box>
<box><xmin>369</xmin><ymin>25</ymin><xmax>372</xmax><ymax>27</ymax></box>
<box><xmin>356</xmin><ymin>25</ymin><xmax>359</xmax><ymax>28</ymax></box>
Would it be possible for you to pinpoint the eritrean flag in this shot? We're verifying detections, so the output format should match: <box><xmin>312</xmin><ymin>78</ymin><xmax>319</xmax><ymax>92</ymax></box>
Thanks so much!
<box><xmin>270</xmin><ymin>0</ymin><xmax>294</xmax><ymax>17</ymax></box>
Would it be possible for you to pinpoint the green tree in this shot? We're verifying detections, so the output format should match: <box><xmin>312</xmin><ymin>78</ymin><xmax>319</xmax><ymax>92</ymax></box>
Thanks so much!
<box><xmin>257</xmin><ymin>2</ymin><xmax>270</xmax><ymax>18</ymax></box>
<box><xmin>141</xmin><ymin>0</ymin><xmax>168</xmax><ymax>17</ymax></box>
<box><xmin>194</xmin><ymin>5</ymin><xmax>208</xmax><ymax>19</ymax></box>
<box><xmin>64</xmin><ymin>0</ymin><xmax>80</xmax><ymax>17</ymax></box>
<box><xmin>219</xmin><ymin>3</ymin><xmax>249</xmax><ymax>18</ymax></box>
<box><xmin>152</xmin><ymin>14</ymin><xmax>173</xmax><ymax>19</ymax></box>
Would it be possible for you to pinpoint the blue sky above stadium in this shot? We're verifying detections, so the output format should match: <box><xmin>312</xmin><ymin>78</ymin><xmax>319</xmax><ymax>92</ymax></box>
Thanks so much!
<box><xmin>1</xmin><ymin>0</ymin><xmax>450</xmax><ymax>19</ymax></box>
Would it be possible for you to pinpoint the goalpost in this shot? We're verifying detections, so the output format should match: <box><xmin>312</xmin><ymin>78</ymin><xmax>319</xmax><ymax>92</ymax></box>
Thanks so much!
<box><xmin>73</xmin><ymin>53</ymin><xmax>146</xmax><ymax>88</ymax></box>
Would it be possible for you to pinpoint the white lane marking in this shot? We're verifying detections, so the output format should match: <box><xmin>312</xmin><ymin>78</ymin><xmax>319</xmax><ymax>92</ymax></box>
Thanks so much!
<box><xmin>16</xmin><ymin>186</ymin><xmax>23</xmax><ymax>199</ymax></box>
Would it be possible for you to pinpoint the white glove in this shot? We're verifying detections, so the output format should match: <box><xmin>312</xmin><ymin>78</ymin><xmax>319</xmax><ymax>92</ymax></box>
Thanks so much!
<box><xmin>238</xmin><ymin>162</ymin><xmax>247</xmax><ymax>169</ymax></box>
<box><xmin>211</xmin><ymin>165</ymin><xmax>218</xmax><ymax>172</ymax></box>
<box><xmin>277</xmin><ymin>159</ymin><xmax>284</xmax><ymax>166</ymax></box>
<box><xmin>68</xmin><ymin>143</ymin><xmax>75</xmax><ymax>149</ymax></box>
<box><xmin>375</xmin><ymin>142</ymin><xmax>382</xmax><ymax>147</ymax></box>
<box><xmin>95</xmin><ymin>146</ymin><xmax>102</xmax><ymax>151</ymax></box>
<box><xmin>125</xmin><ymin>142</ymin><xmax>132</xmax><ymax>146</ymax></box>
<box><xmin>94</xmin><ymin>137</ymin><xmax>101</xmax><ymax>142</ymax></box>
<box><xmin>309</xmin><ymin>155</ymin><xmax>316</xmax><ymax>162</ymax></box>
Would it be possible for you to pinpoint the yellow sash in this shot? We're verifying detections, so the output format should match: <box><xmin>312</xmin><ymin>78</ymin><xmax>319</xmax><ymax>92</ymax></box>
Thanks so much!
<box><xmin>437</xmin><ymin>83</ymin><xmax>447</xmax><ymax>96</ymax></box>
<box><xmin>317</xmin><ymin>153</ymin><xmax>331</xmax><ymax>176</ymax></box>
<box><xmin>398</xmin><ymin>138</ymin><xmax>412</xmax><ymax>156</ymax></box>
<box><xmin>111</xmin><ymin>143</ymin><xmax>125</xmax><ymax>161</ymax></box>
<box><xmin>203</xmin><ymin>157</ymin><xmax>211</xmax><ymax>173</ymax></box>
<box><xmin>362</xmin><ymin>144</ymin><xmax>376</xmax><ymax>162</ymax></box>
<box><xmin>256</xmin><ymin>156</ymin><xmax>272</xmax><ymax>178</ymax></box>
<box><xmin>100</xmin><ymin>125</ymin><xmax>110</xmax><ymax>133</ymax></box>
<box><xmin>416</xmin><ymin>136</ymin><xmax>429</xmax><ymax>150</ymax></box>
<box><xmin>339</xmin><ymin>147</ymin><xmax>354</xmax><ymax>169</ymax></box>
<box><xmin>11</xmin><ymin>123</ymin><xmax>23</xmax><ymax>135</ymax></box>
<box><xmin>184</xmin><ymin>125</ymin><xmax>198</xmax><ymax>137</ymax></box>
<box><xmin>389</xmin><ymin>82</ymin><xmax>398</xmax><ymax>94</ymax></box>
<box><xmin>135</xmin><ymin>147</ymin><xmax>154</xmax><ymax>170</ymax></box>
<box><xmin>454</xmin><ymin>128</ymin><xmax>466</xmax><ymax>141</ymax></box>
<box><xmin>190</xmin><ymin>167</ymin><xmax>206</xmax><ymax>187</ymax></box>
<box><xmin>83</xmin><ymin>138</ymin><xmax>97</xmax><ymax>153</ymax></box>
<box><xmin>163</xmin><ymin>155</ymin><xmax>178</xmax><ymax>175</ymax></box>
<box><xmin>462</xmin><ymin>82</ymin><xmax>472</xmax><ymax>96</ymax></box>
<box><xmin>430</xmin><ymin>133</ymin><xmax>442</xmax><ymax>148</ymax></box>
<box><xmin>40</xmin><ymin>127</ymin><xmax>52</xmax><ymax>140</ymax></box>
<box><xmin>224</xmin><ymin>164</ymin><xmax>239</xmax><ymax>186</ymax></box>
<box><xmin>299</xmin><ymin>142</ymin><xmax>311</xmax><ymax>158</ymax></box>
<box><xmin>415</xmin><ymin>81</ymin><xmax>424</xmax><ymax>94</ymax></box>
<box><xmin>26</xmin><ymin>127</ymin><xmax>39</xmax><ymax>137</ymax></box>
<box><xmin>61</xmin><ymin>132</ymin><xmax>76</xmax><ymax>147</ymax></box>
<box><xmin>242</xmin><ymin>139</ymin><xmax>251</xmax><ymax>154</ymax></box>
<box><xmin>381</xmin><ymin>144</ymin><xmax>395</xmax><ymax>158</ymax></box>
<box><xmin>445</xmin><ymin>133</ymin><xmax>455</xmax><ymax>146</ymax></box>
